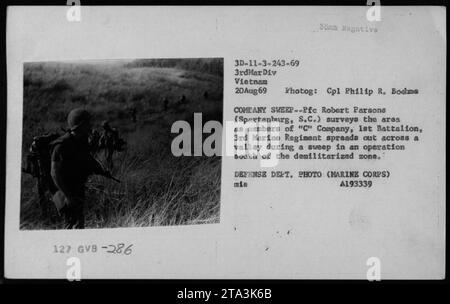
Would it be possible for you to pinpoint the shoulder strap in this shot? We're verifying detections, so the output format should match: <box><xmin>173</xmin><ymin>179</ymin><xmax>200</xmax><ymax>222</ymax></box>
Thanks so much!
<box><xmin>50</xmin><ymin>132</ymin><xmax>72</xmax><ymax>149</ymax></box>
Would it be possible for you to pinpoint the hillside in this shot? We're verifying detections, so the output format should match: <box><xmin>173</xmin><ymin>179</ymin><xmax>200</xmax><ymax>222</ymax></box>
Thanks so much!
<box><xmin>20</xmin><ymin>59</ymin><xmax>223</xmax><ymax>229</ymax></box>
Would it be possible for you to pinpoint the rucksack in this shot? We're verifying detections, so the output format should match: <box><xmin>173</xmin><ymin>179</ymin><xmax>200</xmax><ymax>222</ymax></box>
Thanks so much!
<box><xmin>23</xmin><ymin>132</ymin><xmax>61</xmax><ymax>194</ymax></box>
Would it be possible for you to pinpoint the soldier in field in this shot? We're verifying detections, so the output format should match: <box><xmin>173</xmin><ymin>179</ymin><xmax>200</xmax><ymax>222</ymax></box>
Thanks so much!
<box><xmin>50</xmin><ymin>108</ymin><xmax>113</xmax><ymax>229</ymax></box>
<box><xmin>179</xmin><ymin>94</ymin><xmax>186</xmax><ymax>105</ymax></box>
<box><xmin>88</xmin><ymin>128</ymin><xmax>101</xmax><ymax>155</ymax></box>
<box><xmin>129</xmin><ymin>107</ymin><xmax>137</xmax><ymax>123</ymax></box>
<box><xmin>162</xmin><ymin>96</ymin><xmax>169</xmax><ymax>111</ymax></box>
<box><xmin>99</xmin><ymin>120</ymin><xmax>121</xmax><ymax>168</ymax></box>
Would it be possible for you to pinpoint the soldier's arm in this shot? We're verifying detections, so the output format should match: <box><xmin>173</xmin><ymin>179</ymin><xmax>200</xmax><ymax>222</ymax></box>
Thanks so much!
<box><xmin>51</xmin><ymin>160</ymin><xmax>75</xmax><ymax>198</ymax></box>
<box><xmin>50</xmin><ymin>144</ymin><xmax>76</xmax><ymax>198</ymax></box>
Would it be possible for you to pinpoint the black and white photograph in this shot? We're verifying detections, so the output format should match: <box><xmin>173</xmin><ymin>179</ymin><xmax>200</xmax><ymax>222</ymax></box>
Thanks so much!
<box><xmin>3</xmin><ymin>5</ymin><xmax>446</xmax><ymax>283</ymax></box>
<box><xmin>19</xmin><ymin>58</ymin><xmax>223</xmax><ymax>230</ymax></box>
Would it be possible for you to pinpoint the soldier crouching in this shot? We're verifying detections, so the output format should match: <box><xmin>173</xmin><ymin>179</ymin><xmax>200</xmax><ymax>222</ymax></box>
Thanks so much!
<box><xmin>50</xmin><ymin>108</ymin><xmax>113</xmax><ymax>229</ymax></box>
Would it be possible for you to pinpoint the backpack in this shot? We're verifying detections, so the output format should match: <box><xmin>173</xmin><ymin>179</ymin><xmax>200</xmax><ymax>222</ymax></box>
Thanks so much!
<box><xmin>23</xmin><ymin>132</ymin><xmax>61</xmax><ymax>194</ymax></box>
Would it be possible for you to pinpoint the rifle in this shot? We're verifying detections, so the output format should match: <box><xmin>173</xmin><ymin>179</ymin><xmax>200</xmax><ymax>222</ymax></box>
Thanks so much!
<box><xmin>108</xmin><ymin>176</ymin><xmax>121</xmax><ymax>183</ymax></box>
<box><xmin>102</xmin><ymin>171</ymin><xmax>121</xmax><ymax>183</ymax></box>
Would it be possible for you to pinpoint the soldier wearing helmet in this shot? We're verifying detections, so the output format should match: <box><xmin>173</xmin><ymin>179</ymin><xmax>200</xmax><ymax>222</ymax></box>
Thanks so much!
<box><xmin>162</xmin><ymin>96</ymin><xmax>169</xmax><ymax>111</ymax></box>
<box><xmin>99</xmin><ymin>120</ymin><xmax>120</xmax><ymax>168</ymax></box>
<box><xmin>50</xmin><ymin>108</ymin><xmax>112</xmax><ymax>229</ymax></box>
<box><xmin>128</xmin><ymin>107</ymin><xmax>137</xmax><ymax>123</ymax></box>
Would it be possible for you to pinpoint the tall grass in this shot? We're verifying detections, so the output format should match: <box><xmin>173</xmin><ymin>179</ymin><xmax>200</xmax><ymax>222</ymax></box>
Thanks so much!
<box><xmin>20</xmin><ymin>60</ymin><xmax>222</xmax><ymax>230</ymax></box>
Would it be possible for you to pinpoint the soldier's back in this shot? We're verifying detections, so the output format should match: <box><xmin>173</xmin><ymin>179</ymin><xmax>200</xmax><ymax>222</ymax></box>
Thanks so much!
<box><xmin>51</xmin><ymin>133</ymin><xmax>93</xmax><ymax>194</ymax></box>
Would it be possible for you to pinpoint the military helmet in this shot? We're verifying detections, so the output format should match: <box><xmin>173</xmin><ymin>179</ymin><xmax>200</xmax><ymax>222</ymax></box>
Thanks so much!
<box><xmin>102</xmin><ymin>120</ymin><xmax>110</xmax><ymax>128</ymax></box>
<box><xmin>67</xmin><ymin>108</ymin><xmax>91</xmax><ymax>130</ymax></box>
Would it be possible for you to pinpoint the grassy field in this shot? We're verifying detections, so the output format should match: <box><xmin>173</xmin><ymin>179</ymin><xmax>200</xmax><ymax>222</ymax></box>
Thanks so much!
<box><xmin>20</xmin><ymin>59</ymin><xmax>223</xmax><ymax>229</ymax></box>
